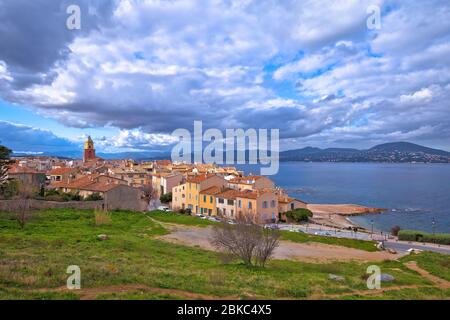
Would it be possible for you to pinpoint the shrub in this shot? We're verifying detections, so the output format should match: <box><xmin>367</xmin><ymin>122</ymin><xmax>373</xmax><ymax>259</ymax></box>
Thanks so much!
<box><xmin>398</xmin><ymin>230</ymin><xmax>450</xmax><ymax>245</ymax></box>
<box><xmin>211</xmin><ymin>215</ymin><xmax>280</xmax><ymax>267</ymax></box>
<box><xmin>160</xmin><ymin>192</ymin><xmax>172</xmax><ymax>203</ymax></box>
<box><xmin>45</xmin><ymin>194</ymin><xmax>67</xmax><ymax>202</ymax></box>
<box><xmin>85</xmin><ymin>193</ymin><xmax>103</xmax><ymax>201</ymax></box>
<box><xmin>95</xmin><ymin>208</ymin><xmax>112</xmax><ymax>226</ymax></box>
<box><xmin>285</xmin><ymin>208</ymin><xmax>313</xmax><ymax>223</ymax></box>
<box><xmin>0</xmin><ymin>179</ymin><xmax>19</xmax><ymax>199</ymax></box>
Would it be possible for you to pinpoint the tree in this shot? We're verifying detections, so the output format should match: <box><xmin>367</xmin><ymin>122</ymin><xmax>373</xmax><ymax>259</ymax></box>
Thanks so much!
<box><xmin>285</xmin><ymin>208</ymin><xmax>313</xmax><ymax>223</ymax></box>
<box><xmin>211</xmin><ymin>215</ymin><xmax>280</xmax><ymax>267</ymax></box>
<box><xmin>85</xmin><ymin>192</ymin><xmax>103</xmax><ymax>201</ymax></box>
<box><xmin>391</xmin><ymin>225</ymin><xmax>401</xmax><ymax>236</ymax></box>
<box><xmin>0</xmin><ymin>144</ymin><xmax>12</xmax><ymax>189</ymax></box>
<box><xmin>15</xmin><ymin>196</ymin><xmax>33</xmax><ymax>229</ymax></box>
<box><xmin>160</xmin><ymin>192</ymin><xmax>172</xmax><ymax>203</ymax></box>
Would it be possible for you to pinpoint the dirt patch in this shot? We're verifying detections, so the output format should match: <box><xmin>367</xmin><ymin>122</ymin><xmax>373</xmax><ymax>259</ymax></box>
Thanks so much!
<box><xmin>158</xmin><ymin>226</ymin><xmax>401</xmax><ymax>262</ymax></box>
<box><xmin>36</xmin><ymin>284</ymin><xmax>238</xmax><ymax>300</ymax></box>
<box><xmin>308</xmin><ymin>204</ymin><xmax>384</xmax><ymax>216</ymax></box>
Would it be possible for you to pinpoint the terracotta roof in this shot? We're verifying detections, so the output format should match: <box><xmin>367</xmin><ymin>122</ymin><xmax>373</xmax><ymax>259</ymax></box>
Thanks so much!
<box><xmin>199</xmin><ymin>186</ymin><xmax>222</xmax><ymax>195</ymax></box>
<box><xmin>235</xmin><ymin>189</ymin><xmax>259</xmax><ymax>199</ymax></box>
<box><xmin>154</xmin><ymin>160</ymin><xmax>171</xmax><ymax>166</ymax></box>
<box><xmin>228</xmin><ymin>175</ymin><xmax>264</xmax><ymax>185</ymax></box>
<box><xmin>216</xmin><ymin>188</ymin><xmax>240</xmax><ymax>200</ymax></box>
<box><xmin>186</xmin><ymin>173</ymin><xmax>218</xmax><ymax>184</ymax></box>
<box><xmin>50</xmin><ymin>174</ymin><xmax>98</xmax><ymax>189</ymax></box>
<box><xmin>78</xmin><ymin>182</ymin><xmax>120</xmax><ymax>192</ymax></box>
<box><xmin>50</xmin><ymin>174</ymin><xmax>127</xmax><ymax>191</ymax></box>
<box><xmin>8</xmin><ymin>165</ymin><xmax>40</xmax><ymax>174</ymax></box>
<box><xmin>278</xmin><ymin>196</ymin><xmax>307</xmax><ymax>204</ymax></box>
<box><xmin>48</xmin><ymin>167</ymin><xmax>77</xmax><ymax>175</ymax></box>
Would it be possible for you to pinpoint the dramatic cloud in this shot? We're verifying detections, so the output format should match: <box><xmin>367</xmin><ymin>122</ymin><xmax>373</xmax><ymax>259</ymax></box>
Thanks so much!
<box><xmin>0</xmin><ymin>121</ymin><xmax>79</xmax><ymax>153</ymax></box>
<box><xmin>0</xmin><ymin>0</ymin><xmax>449</xmax><ymax>151</ymax></box>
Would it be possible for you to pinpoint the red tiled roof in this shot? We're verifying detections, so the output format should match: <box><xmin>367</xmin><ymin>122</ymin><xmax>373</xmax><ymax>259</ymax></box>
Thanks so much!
<box><xmin>199</xmin><ymin>186</ymin><xmax>222</xmax><ymax>195</ymax></box>
<box><xmin>48</xmin><ymin>167</ymin><xmax>77</xmax><ymax>175</ymax></box>
<box><xmin>216</xmin><ymin>188</ymin><xmax>240</xmax><ymax>200</ymax></box>
<box><xmin>78</xmin><ymin>182</ymin><xmax>120</xmax><ymax>192</ymax></box>
<box><xmin>186</xmin><ymin>173</ymin><xmax>218</xmax><ymax>184</ymax></box>
<box><xmin>228</xmin><ymin>175</ymin><xmax>264</xmax><ymax>185</ymax></box>
<box><xmin>235</xmin><ymin>189</ymin><xmax>259</xmax><ymax>199</ymax></box>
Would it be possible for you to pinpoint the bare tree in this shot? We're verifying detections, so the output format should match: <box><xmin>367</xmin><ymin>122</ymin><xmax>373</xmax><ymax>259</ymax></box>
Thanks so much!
<box><xmin>255</xmin><ymin>227</ymin><xmax>280</xmax><ymax>267</ymax></box>
<box><xmin>15</xmin><ymin>197</ymin><xmax>32</xmax><ymax>229</ymax></box>
<box><xmin>211</xmin><ymin>215</ymin><xmax>280</xmax><ymax>267</ymax></box>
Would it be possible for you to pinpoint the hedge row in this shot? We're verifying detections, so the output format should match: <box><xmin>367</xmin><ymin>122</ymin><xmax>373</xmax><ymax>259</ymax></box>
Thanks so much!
<box><xmin>285</xmin><ymin>208</ymin><xmax>313</xmax><ymax>223</ymax></box>
<box><xmin>398</xmin><ymin>230</ymin><xmax>450</xmax><ymax>245</ymax></box>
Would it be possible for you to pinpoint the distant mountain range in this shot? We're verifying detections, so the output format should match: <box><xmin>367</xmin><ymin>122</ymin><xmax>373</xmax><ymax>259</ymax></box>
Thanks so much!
<box><xmin>11</xmin><ymin>142</ymin><xmax>450</xmax><ymax>163</ymax></box>
<box><xmin>279</xmin><ymin>142</ymin><xmax>450</xmax><ymax>163</ymax></box>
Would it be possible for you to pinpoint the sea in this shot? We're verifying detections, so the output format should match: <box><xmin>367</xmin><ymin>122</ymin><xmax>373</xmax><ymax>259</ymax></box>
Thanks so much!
<box><xmin>237</xmin><ymin>162</ymin><xmax>450</xmax><ymax>233</ymax></box>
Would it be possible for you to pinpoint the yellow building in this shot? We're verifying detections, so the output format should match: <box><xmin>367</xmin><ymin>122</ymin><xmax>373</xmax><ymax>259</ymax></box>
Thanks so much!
<box><xmin>185</xmin><ymin>174</ymin><xmax>225</xmax><ymax>214</ymax></box>
<box><xmin>199</xmin><ymin>186</ymin><xmax>222</xmax><ymax>216</ymax></box>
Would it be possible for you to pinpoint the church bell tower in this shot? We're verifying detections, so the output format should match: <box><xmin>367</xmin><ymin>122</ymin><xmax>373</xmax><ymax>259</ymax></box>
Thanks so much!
<box><xmin>83</xmin><ymin>136</ymin><xmax>96</xmax><ymax>162</ymax></box>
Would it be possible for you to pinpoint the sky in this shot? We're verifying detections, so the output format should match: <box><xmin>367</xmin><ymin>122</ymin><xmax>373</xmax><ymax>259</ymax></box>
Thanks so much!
<box><xmin>0</xmin><ymin>0</ymin><xmax>450</xmax><ymax>155</ymax></box>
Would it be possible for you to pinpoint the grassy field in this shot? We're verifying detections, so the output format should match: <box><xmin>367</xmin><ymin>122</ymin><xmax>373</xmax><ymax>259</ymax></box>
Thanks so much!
<box><xmin>280</xmin><ymin>230</ymin><xmax>377</xmax><ymax>252</ymax></box>
<box><xmin>0</xmin><ymin>209</ymin><xmax>448</xmax><ymax>300</ymax></box>
<box><xmin>148</xmin><ymin>210</ymin><xmax>218</xmax><ymax>227</ymax></box>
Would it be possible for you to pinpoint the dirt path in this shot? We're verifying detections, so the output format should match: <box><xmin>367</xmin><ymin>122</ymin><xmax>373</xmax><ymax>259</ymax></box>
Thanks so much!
<box><xmin>158</xmin><ymin>225</ymin><xmax>401</xmax><ymax>262</ymax></box>
<box><xmin>35</xmin><ymin>284</ymin><xmax>238</xmax><ymax>300</ymax></box>
<box><xmin>404</xmin><ymin>261</ymin><xmax>450</xmax><ymax>288</ymax></box>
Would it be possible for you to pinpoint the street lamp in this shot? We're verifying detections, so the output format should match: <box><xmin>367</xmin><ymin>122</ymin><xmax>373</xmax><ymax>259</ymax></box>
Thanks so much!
<box><xmin>370</xmin><ymin>219</ymin><xmax>374</xmax><ymax>239</ymax></box>
<box><xmin>432</xmin><ymin>218</ymin><xmax>436</xmax><ymax>237</ymax></box>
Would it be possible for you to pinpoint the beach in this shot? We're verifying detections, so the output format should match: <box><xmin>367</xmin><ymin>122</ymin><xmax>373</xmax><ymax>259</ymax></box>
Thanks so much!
<box><xmin>307</xmin><ymin>204</ymin><xmax>383</xmax><ymax>230</ymax></box>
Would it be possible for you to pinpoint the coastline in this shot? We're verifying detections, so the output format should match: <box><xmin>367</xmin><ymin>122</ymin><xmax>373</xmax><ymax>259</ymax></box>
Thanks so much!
<box><xmin>307</xmin><ymin>204</ymin><xmax>385</xmax><ymax>231</ymax></box>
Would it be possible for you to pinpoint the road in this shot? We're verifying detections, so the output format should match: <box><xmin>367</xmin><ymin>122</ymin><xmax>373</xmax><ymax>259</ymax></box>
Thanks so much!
<box><xmin>277</xmin><ymin>224</ymin><xmax>450</xmax><ymax>255</ymax></box>
<box><xmin>382</xmin><ymin>240</ymin><xmax>450</xmax><ymax>255</ymax></box>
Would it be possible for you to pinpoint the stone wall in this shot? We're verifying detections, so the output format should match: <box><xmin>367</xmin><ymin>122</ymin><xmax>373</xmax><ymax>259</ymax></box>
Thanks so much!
<box><xmin>0</xmin><ymin>199</ymin><xmax>103</xmax><ymax>212</ymax></box>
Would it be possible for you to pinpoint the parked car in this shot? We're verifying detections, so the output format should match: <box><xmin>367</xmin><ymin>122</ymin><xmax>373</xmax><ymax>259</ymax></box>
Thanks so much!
<box><xmin>227</xmin><ymin>220</ymin><xmax>237</xmax><ymax>225</ymax></box>
<box><xmin>158</xmin><ymin>206</ymin><xmax>170</xmax><ymax>212</ymax></box>
<box><xmin>208</xmin><ymin>217</ymin><xmax>221</xmax><ymax>222</ymax></box>
<box><xmin>195</xmin><ymin>214</ymin><xmax>204</xmax><ymax>218</ymax></box>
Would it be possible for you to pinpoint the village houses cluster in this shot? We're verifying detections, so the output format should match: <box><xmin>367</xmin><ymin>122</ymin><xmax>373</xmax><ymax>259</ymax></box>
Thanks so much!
<box><xmin>6</xmin><ymin>136</ymin><xmax>306</xmax><ymax>223</ymax></box>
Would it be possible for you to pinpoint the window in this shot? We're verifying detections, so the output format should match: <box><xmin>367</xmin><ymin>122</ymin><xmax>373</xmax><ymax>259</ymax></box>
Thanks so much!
<box><xmin>227</xmin><ymin>199</ymin><xmax>234</xmax><ymax>206</ymax></box>
<box><xmin>238</xmin><ymin>200</ymin><xmax>242</xmax><ymax>208</ymax></box>
<box><xmin>262</xmin><ymin>201</ymin><xmax>268</xmax><ymax>208</ymax></box>
<box><xmin>271</xmin><ymin>200</ymin><xmax>276</xmax><ymax>208</ymax></box>
<box><xmin>203</xmin><ymin>195</ymin><xmax>206</xmax><ymax>202</ymax></box>
<box><xmin>218</xmin><ymin>198</ymin><xmax>224</xmax><ymax>204</ymax></box>
<box><xmin>231</xmin><ymin>209</ymin><xmax>234</xmax><ymax>217</ymax></box>
<box><xmin>248</xmin><ymin>202</ymin><xmax>252</xmax><ymax>209</ymax></box>
<box><xmin>210</xmin><ymin>196</ymin><xmax>213</xmax><ymax>203</ymax></box>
